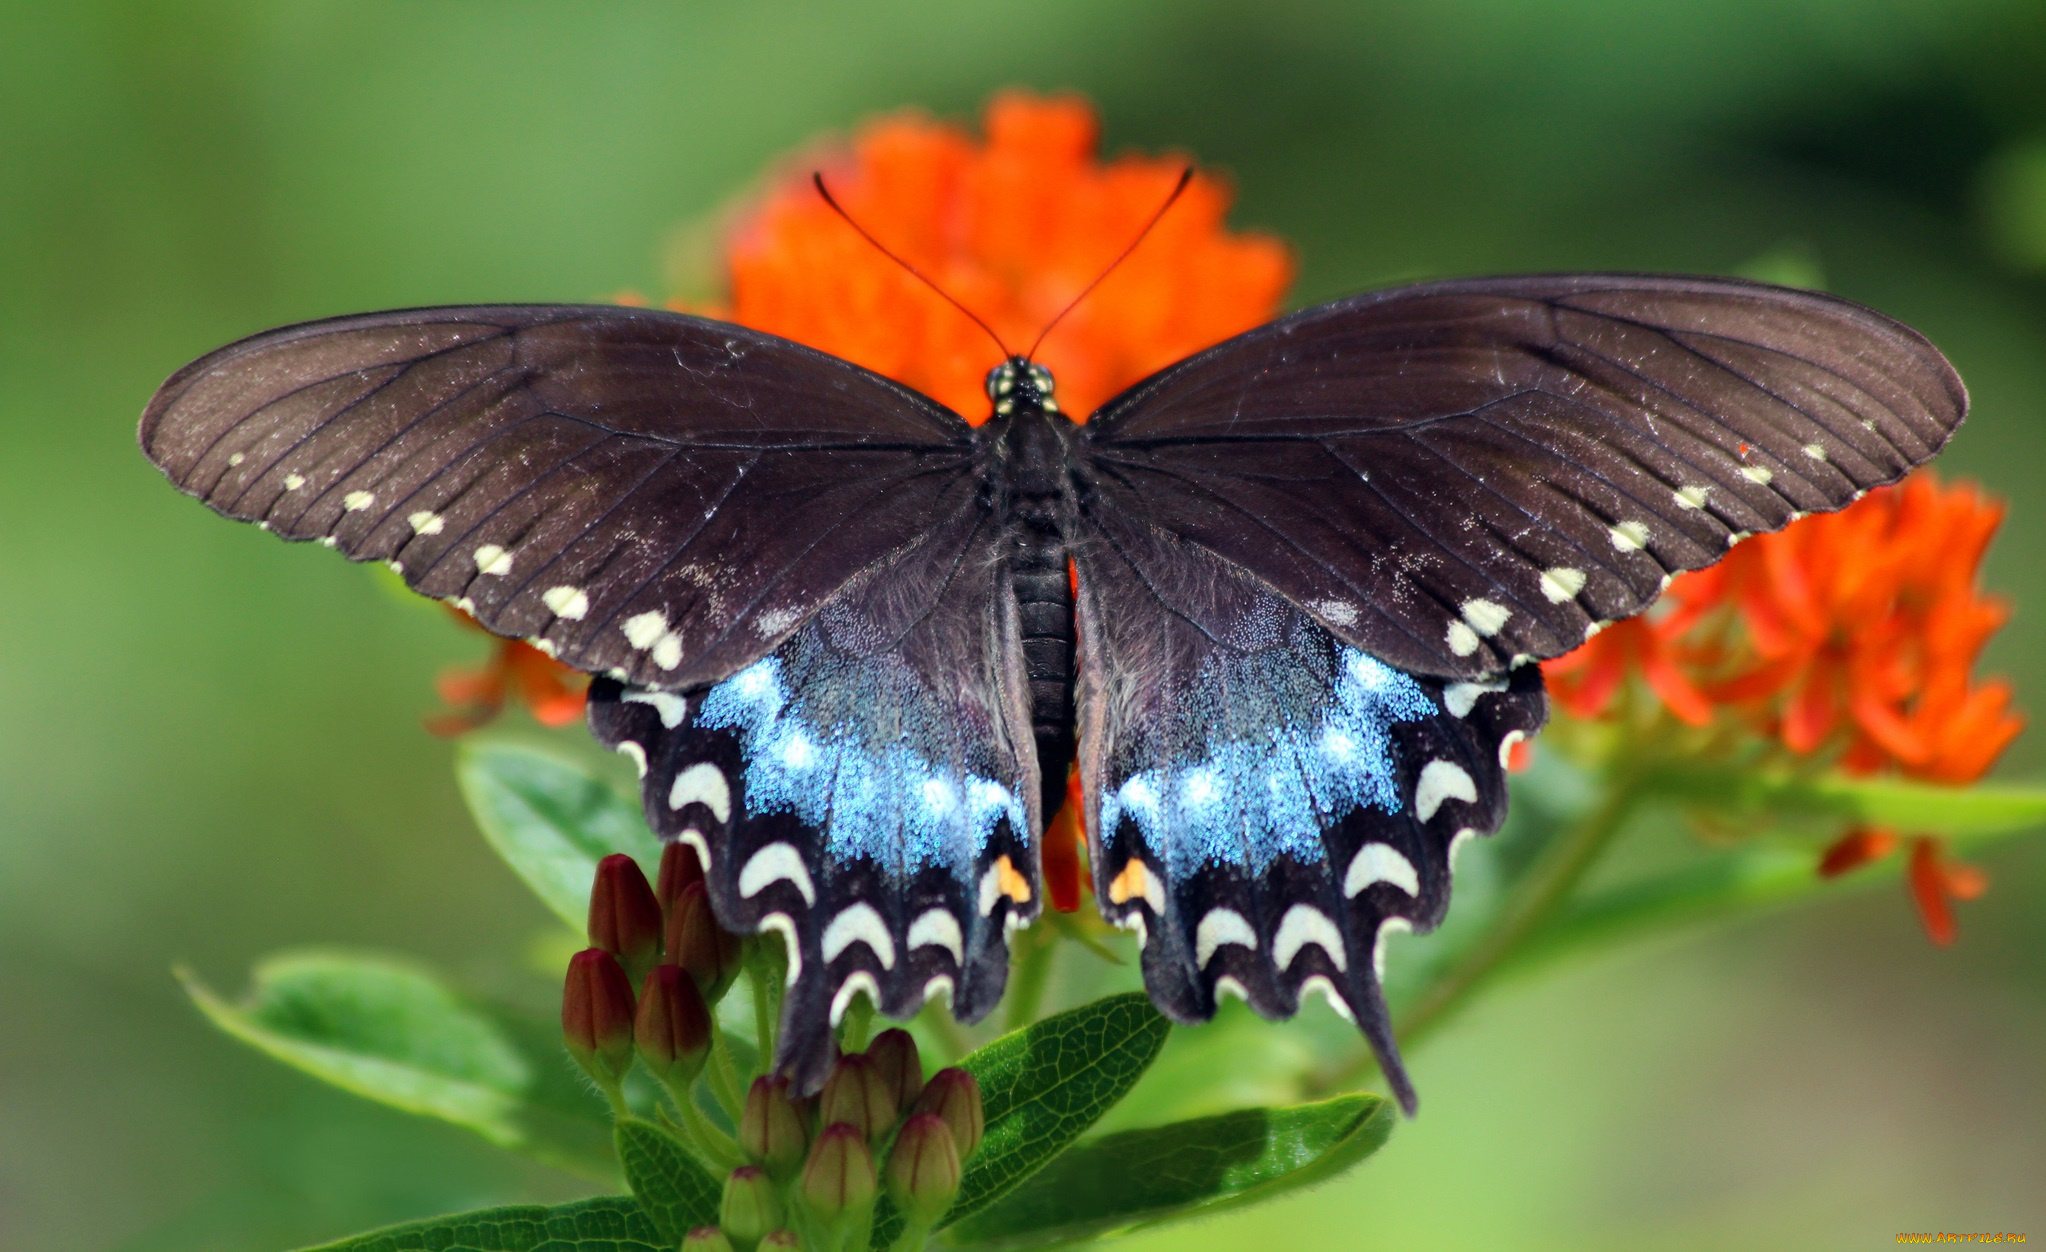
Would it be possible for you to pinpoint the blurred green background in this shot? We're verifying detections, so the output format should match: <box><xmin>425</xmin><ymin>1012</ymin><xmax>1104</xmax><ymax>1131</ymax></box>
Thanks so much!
<box><xmin>5</xmin><ymin>1</ymin><xmax>2046</xmax><ymax>1248</ymax></box>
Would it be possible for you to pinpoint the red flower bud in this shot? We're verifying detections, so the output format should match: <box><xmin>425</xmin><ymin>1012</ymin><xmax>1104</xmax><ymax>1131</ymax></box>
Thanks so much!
<box><xmin>757</xmin><ymin>1231</ymin><xmax>800</xmax><ymax>1250</ymax></box>
<box><xmin>819</xmin><ymin>1053</ymin><xmax>896</xmax><ymax>1144</ymax></box>
<box><xmin>864</xmin><ymin>1028</ymin><xmax>924</xmax><ymax>1116</ymax></box>
<box><xmin>799</xmin><ymin>1122</ymin><xmax>877</xmax><ymax>1231</ymax></box>
<box><xmin>720</xmin><ymin>1165</ymin><xmax>784</xmax><ymax>1246</ymax></box>
<box><xmin>562</xmin><ymin>948</ymin><xmax>635</xmax><ymax>1096</ymax></box>
<box><xmin>665</xmin><ymin>881</ymin><xmax>743</xmax><ymax>1003</ymax></box>
<box><xmin>658</xmin><ymin>840</ymin><xmax>708</xmax><ymax>910</ymax></box>
<box><xmin>885</xmin><ymin>1112</ymin><xmax>962</xmax><ymax>1227</ymax></box>
<box><xmin>635</xmin><ymin>965</ymin><xmax>712</xmax><ymax>1090</ymax></box>
<box><xmin>589</xmin><ymin>853</ymin><xmax>662</xmax><ymax>982</ymax></box>
<box><xmin>911</xmin><ymin>1068</ymin><xmax>983</xmax><ymax>1162</ymax></box>
<box><xmin>681</xmin><ymin>1228</ymin><xmax>735</xmax><ymax>1252</ymax></box>
<box><xmin>740</xmin><ymin>1075</ymin><xmax>811</xmax><ymax>1179</ymax></box>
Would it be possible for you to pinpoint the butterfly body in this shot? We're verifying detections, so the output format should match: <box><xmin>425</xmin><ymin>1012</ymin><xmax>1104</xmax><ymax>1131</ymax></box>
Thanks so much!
<box><xmin>140</xmin><ymin>276</ymin><xmax>1967</xmax><ymax>1108</ymax></box>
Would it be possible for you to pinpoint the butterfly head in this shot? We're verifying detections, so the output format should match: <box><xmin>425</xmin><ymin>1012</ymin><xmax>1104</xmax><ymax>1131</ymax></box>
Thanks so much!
<box><xmin>987</xmin><ymin>358</ymin><xmax>1059</xmax><ymax>417</ymax></box>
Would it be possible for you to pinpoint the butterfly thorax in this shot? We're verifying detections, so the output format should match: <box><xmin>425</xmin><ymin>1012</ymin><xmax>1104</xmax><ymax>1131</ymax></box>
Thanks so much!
<box><xmin>986</xmin><ymin>358</ymin><xmax>1077</xmax><ymax>826</ymax></box>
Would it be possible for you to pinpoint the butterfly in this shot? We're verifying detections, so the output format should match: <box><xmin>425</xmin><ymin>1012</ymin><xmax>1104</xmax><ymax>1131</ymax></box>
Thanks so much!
<box><xmin>140</xmin><ymin>271</ymin><xmax>1965</xmax><ymax>1110</ymax></box>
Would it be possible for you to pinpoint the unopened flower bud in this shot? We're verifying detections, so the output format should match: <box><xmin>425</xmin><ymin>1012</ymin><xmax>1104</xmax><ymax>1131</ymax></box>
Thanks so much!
<box><xmin>819</xmin><ymin>1053</ymin><xmax>895</xmax><ymax>1143</ymax></box>
<box><xmin>562</xmin><ymin>948</ymin><xmax>635</xmax><ymax>1100</ymax></box>
<box><xmin>658</xmin><ymin>839</ymin><xmax>707</xmax><ymax>909</ymax></box>
<box><xmin>681</xmin><ymin>1228</ymin><xmax>735</xmax><ymax>1252</ymax></box>
<box><xmin>799</xmin><ymin>1122</ymin><xmax>876</xmax><ymax>1233</ymax></box>
<box><xmin>757</xmin><ymin>1231</ymin><xmax>801</xmax><ymax>1250</ymax></box>
<box><xmin>588</xmin><ymin>853</ymin><xmax>662</xmax><ymax>982</ymax></box>
<box><xmin>864</xmin><ymin>1028</ymin><xmax>924</xmax><ymax>1116</ymax></box>
<box><xmin>885</xmin><ymin>1112</ymin><xmax>962</xmax><ymax>1227</ymax></box>
<box><xmin>740</xmin><ymin>1075</ymin><xmax>810</xmax><ymax>1178</ymax></box>
<box><xmin>665</xmin><ymin>881</ymin><xmax>743</xmax><ymax>1003</ymax></box>
<box><xmin>720</xmin><ymin>1165</ymin><xmax>783</xmax><ymax>1247</ymax></box>
<box><xmin>911</xmin><ymin>1068</ymin><xmax>983</xmax><ymax>1161</ymax></box>
<box><xmin>635</xmin><ymin>964</ymin><xmax>712</xmax><ymax>1091</ymax></box>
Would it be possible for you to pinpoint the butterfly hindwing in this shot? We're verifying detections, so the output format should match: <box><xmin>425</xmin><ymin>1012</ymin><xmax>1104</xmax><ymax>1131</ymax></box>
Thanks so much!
<box><xmin>1073</xmin><ymin>501</ymin><xmax>1545</xmax><ymax>1113</ymax></box>
<box><xmin>1082</xmin><ymin>275</ymin><xmax>1968</xmax><ymax>678</ymax></box>
<box><xmin>589</xmin><ymin>499</ymin><xmax>1040</xmax><ymax>1091</ymax></box>
<box><xmin>140</xmin><ymin>305</ymin><xmax>979</xmax><ymax>689</ymax></box>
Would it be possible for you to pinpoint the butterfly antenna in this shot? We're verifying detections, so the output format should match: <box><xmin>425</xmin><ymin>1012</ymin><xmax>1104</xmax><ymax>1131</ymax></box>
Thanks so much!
<box><xmin>1025</xmin><ymin>166</ymin><xmax>1194</xmax><ymax>361</ymax></box>
<box><xmin>812</xmin><ymin>172</ymin><xmax>1012</xmax><ymax>358</ymax></box>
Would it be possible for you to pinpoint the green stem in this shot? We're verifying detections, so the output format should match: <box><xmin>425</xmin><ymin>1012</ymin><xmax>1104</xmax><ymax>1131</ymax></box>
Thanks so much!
<box><xmin>1311</xmin><ymin>769</ymin><xmax>1645</xmax><ymax>1095</ymax></box>
<box><xmin>840</xmin><ymin>991</ymin><xmax>875</xmax><ymax>1054</ymax></box>
<box><xmin>747</xmin><ymin>935</ymin><xmax>786</xmax><ymax>1071</ymax></box>
<box><xmin>888</xmin><ymin>1218</ymin><xmax>934</xmax><ymax>1252</ymax></box>
<box><xmin>705</xmin><ymin>1024</ymin><xmax>745</xmax><ymax>1117</ymax></box>
<box><xmin>668</xmin><ymin>1078</ymin><xmax>742</xmax><ymax>1173</ymax></box>
<box><xmin>1004</xmin><ymin>924</ymin><xmax>1055</xmax><ymax>1032</ymax></box>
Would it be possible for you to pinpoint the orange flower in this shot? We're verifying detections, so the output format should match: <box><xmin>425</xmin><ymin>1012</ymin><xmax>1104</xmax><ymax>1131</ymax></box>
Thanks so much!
<box><xmin>427</xmin><ymin>606</ymin><xmax>588</xmax><ymax>736</ymax></box>
<box><xmin>1548</xmin><ymin>472</ymin><xmax>2020</xmax><ymax>943</ymax></box>
<box><xmin>702</xmin><ymin>90</ymin><xmax>1294</xmax><ymax>421</ymax></box>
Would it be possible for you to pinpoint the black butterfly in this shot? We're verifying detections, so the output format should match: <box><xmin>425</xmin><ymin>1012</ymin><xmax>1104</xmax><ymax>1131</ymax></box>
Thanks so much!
<box><xmin>139</xmin><ymin>274</ymin><xmax>1965</xmax><ymax>1110</ymax></box>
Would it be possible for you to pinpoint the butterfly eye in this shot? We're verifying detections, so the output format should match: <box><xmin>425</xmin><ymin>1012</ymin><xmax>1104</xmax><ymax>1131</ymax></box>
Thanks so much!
<box><xmin>1028</xmin><ymin>364</ymin><xmax>1056</xmax><ymax>396</ymax></box>
<box><xmin>985</xmin><ymin>364</ymin><xmax>1015</xmax><ymax>401</ymax></box>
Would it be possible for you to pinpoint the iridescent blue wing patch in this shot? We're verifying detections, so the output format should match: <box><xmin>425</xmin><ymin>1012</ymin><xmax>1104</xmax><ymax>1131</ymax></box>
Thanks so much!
<box><xmin>1072</xmin><ymin>502</ymin><xmax>1545</xmax><ymax>1114</ymax></box>
<box><xmin>590</xmin><ymin>501</ymin><xmax>1038</xmax><ymax>1092</ymax></box>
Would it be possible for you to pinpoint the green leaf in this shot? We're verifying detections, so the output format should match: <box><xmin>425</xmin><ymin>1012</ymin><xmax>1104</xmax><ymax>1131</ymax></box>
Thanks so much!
<box><xmin>180</xmin><ymin>949</ymin><xmax>617</xmax><ymax>1182</ymax></box>
<box><xmin>614</xmin><ymin>1117</ymin><xmax>723</xmax><ymax>1241</ymax></box>
<box><xmin>1646</xmin><ymin>765</ymin><xmax>2046</xmax><ymax>836</ymax></box>
<box><xmin>458</xmin><ymin>741</ymin><xmax>661</xmax><ymax>929</ymax></box>
<box><xmin>944</xmin><ymin>1095</ymin><xmax>1394</xmax><ymax>1250</ymax></box>
<box><xmin>870</xmin><ymin>992</ymin><xmax>1170</xmax><ymax>1246</ymax></box>
<box><xmin>297</xmin><ymin>1195</ymin><xmax>662</xmax><ymax>1251</ymax></box>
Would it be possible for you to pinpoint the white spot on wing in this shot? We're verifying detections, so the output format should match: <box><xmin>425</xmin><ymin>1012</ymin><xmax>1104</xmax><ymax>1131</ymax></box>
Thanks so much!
<box><xmin>226</xmin><ymin>452</ymin><xmax>244</xmax><ymax>466</ymax></box>
<box><xmin>1299</xmin><ymin>975</ymin><xmax>1355</xmax><ymax>1022</ymax></box>
<box><xmin>1345</xmin><ymin>843</ymin><xmax>1420</xmax><ymax>897</ymax></box>
<box><xmin>473</xmin><ymin>544</ymin><xmax>513</xmax><ymax>576</ymax></box>
<box><xmin>623</xmin><ymin>611</ymin><xmax>669</xmax><ymax>650</ymax></box>
<box><xmin>1803</xmin><ymin>443</ymin><xmax>1827</xmax><ymax>462</ymax></box>
<box><xmin>760</xmin><ymin>912</ymin><xmax>800</xmax><ymax>986</ymax></box>
<box><xmin>1443</xmin><ymin>678</ymin><xmax>1506</xmax><ymax>718</ymax></box>
<box><xmin>408</xmin><ymin>511</ymin><xmax>444</xmax><ymax>535</ymax></box>
<box><xmin>822</xmin><ymin>903</ymin><xmax>896</xmax><ymax>968</ymax></box>
<box><xmin>1539</xmin><ymin>567</ymin><xmax>1586</xmax><ymax>603</ymax></box>
<box><xmin>1194</xmin><ymin>908</ymin><xmax>1258</xmax><ymax>967</ymax></box>
<box><xmin>342</xmin><ymin>490</ymin><xmax>374</xmax><ymax>512</ymax></box>
<box><xmin>622</xmin><ymin>688</ymin><xmax>688</xmax><ymax>727</ymax></box>
<box><xmin>1273</xmin><ymin>904</ymin><xmax>1348</xmax><ymax>972</ymax></box>
<box><xmin>615</xmin><ymin>740</ymin><xmax>647</xmax><ymax>778</ymax></box>
<box><xmin>1460</xmin><ymin>598</ymin><xmax>1512</xmax><ymax>637</ymax></box>
<box><xmin>1499</xmin><ymin>729</ymin><xmax>1526</xmax><ymax>770</ymax></box>
<box><xmin>907</xmin><ymin>908</ymin><xmax>965</xmax><ymax>963</ymax></box>
<box><xmin>739</xmin><ymin>842</ymin><xmax>816</xmax><ymax>905</ymax></box>
<box><xmin>668</xmin><ymin>763</ymin><xmax>731</xmax><ymax>822</ymax></box>
<box><xmin>1373</xmin><ymin>917</ymin><xmax>1413</xmax><ymax>979</ymax></box>
<box><xmin>1610</xmin><ymin>520</ymin><xmax>1650</xmax><ymax>551</ymax></box>
<box><xmin>652</xmin><ymin>632</ymin><xmax>683</xmax><ymax>670</ymax></box>
<box><xmin>1445</xmin><ymin>619</ymin><xmax>1481</xmax><ymax>657</ymax></box>
<box><xmin>831</xmin><ymin>971</ymin><xmax>881</xmax><ymax>1025</ymax></box>
<box><xmin>542</xmin><ymin>585</ymin><xmax>589</xmax><ymax>619</ymax></box>
<box><xmin>1740</xmin><ymin>464</ymin><xmax>1774</xmax><ymax>486</ymax></box>
<box><xmin>1415</xmin><ymin>759</ymin><xmax>1477</xmax><ymax>822</ymax></box>
<box><xmin>1674</xmin><ymin>485</ymin><xmax>1710</xmax><ymax>510</ymax></box>
<box><xmin>283</xmin><ymin>474</ymin><xmax>305</xmax><ymax>491</ymax></box>
<box><xmin>752</xmin><ymin>607</ymin><xmax>801</xmax><ymax>638</ymax></box>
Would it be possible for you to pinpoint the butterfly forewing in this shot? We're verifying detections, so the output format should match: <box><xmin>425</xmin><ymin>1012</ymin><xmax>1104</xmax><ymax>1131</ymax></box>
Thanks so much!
<box><xmin>140</xmin><ymin>306</ymin><xmax>978</xmax><ymax>688</ymax></box>
<box><xmin>1081</xmin><ymin>275</ymin><xmax>1968</xmax><ymax>678</ymax></box>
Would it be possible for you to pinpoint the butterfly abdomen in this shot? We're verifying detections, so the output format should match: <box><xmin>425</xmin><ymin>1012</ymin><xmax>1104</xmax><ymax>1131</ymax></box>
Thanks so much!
<box><xmin>995</xmin><ymin>407</ymin><xmax>1078</xmax><ymax>824</ymax></box>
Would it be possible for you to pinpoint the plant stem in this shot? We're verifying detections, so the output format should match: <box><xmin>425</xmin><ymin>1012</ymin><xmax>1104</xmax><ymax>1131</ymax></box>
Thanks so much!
<box><xmin>840</xmin><ymin>991</ymin><xmax>875</xmax><ymax>1053</ymax></box>
<box><xmin>1004</xmin><ymin>924</ymin><xmax>1055</xmax><ymax>1032</ymax></box>
<box><xmin>667</xmin><ymin>1078</ymin><xmax>742</xmax><ymax>1173</ymax></box>
<box><xmin>707</xmin><ymin>1024</ymin><xmax>747</xmax><ymax>1117</ymax></box>
<box><xmin>1311</xmin><ymin>770</ymin><xmax>1644</xmax><ymax>1095</ymax></box>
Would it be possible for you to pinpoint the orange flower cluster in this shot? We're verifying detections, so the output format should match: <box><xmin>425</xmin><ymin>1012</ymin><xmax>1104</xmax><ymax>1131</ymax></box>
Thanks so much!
<box><xmin>708</xmin><ymin>90</ymin><xmax>1293</xmax><ymax>421</ymax></box>
<box><xmin>426</xmin><ymin>607</ymin><xmax>588</xmax><ymax>736</ymax></box>
<box><xmin>1546</xmin><ymin>473</ymin><xmax>2020</xmax><ymax>942</ymax></box>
